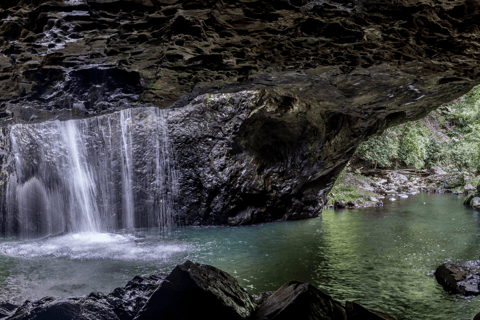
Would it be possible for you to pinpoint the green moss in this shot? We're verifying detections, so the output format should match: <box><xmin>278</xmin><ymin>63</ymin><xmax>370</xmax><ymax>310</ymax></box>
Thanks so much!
<box><xmin>327</xmin><ymin>171</ymin><xmax>377</xmax><ymax>205</ymax></box>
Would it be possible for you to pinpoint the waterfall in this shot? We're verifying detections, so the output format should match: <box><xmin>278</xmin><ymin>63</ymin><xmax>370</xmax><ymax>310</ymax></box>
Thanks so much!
<box><xmin>4</xmin><ymin>107</ymin><xmax>177</xmax><ymax>238</ymax></box>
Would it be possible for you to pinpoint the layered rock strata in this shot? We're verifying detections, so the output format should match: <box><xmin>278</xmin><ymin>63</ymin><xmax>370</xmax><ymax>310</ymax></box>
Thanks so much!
<box><xmin>1</xmin><ymin>0</ymin><xmax>480</xmax><ymax>226</ymax></box>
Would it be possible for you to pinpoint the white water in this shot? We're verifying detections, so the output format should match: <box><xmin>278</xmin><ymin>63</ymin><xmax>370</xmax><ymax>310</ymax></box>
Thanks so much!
<box><xmin>5</xmin><ymin>107</ymin><xmax>177</xmax><ymax>238</ymax></box>
<box><xmin>0</xmin><ymin>232</ymin><xmax>189</xmax><ymax>261</ymax></box>
<box><xmin>120</xmin><ymin>109</ymin><xmax>135</xmax><ymax>230</ymax></box>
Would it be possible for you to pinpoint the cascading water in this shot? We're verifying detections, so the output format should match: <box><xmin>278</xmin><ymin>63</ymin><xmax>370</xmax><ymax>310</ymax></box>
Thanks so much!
<box><xmin>3</xmin><ymin>107</ymin><xmax>178</xmax><ymax>238</ymax></box>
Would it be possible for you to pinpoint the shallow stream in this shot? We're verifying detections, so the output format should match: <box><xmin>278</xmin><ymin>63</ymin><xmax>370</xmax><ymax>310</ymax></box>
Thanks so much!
<box><xmin>0</xmin><ymin>193</ymin><xmax>479</xmax><ymax>319</ymax></box>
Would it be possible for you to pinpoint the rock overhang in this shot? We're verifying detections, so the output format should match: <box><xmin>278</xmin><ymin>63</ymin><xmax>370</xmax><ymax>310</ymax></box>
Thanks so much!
<box><xmin>0</xmin><ymin>0</ymin><xmax>480</xmax><ymax>226</ymax></box>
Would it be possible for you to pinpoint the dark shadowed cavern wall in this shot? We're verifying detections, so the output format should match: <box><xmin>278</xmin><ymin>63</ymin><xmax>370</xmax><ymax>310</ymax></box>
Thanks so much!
<box><xmin>1</xmin><ymin>0</ymin><xmax>480</xmax><ymax>229</ymax></box>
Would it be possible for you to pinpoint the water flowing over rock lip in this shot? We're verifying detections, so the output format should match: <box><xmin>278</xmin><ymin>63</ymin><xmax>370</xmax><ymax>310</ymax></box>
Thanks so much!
<box><xmin>2</xmin><ymin>106</ymin><xmax>179</xmax><ymax>237</ymax></box>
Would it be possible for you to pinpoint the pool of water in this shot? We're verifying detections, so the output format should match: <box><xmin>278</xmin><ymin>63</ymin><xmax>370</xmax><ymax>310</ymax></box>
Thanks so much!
<box><xmin>0</xmin><ymin>193</ymin><xmax>479</xmax><ymax>319</ymax></box>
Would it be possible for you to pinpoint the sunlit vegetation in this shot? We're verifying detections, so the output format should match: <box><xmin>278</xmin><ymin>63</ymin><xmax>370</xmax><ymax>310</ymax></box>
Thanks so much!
<box><xmin>355</xmin><ymin>85</ymin><xmax>480</xmax><ymax>172</ymax></box>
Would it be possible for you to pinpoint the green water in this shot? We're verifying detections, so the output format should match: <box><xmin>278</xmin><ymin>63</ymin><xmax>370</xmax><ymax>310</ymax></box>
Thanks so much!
<box><xmin>0</xmin><ymin>193</ymin><xmax>479</xmax><ymax>319</ymax></box>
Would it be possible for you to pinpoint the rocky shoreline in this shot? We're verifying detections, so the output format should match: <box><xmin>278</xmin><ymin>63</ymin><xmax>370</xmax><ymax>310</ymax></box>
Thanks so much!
<box><xmin>0</xmin><ymin>260</ymin><xmax>399</xmax><ymax>320</ymax></box>
<box><xmin>327</xmin><ymin>166</ymin><xmax>476</xmax><ymax>210</ymax></box>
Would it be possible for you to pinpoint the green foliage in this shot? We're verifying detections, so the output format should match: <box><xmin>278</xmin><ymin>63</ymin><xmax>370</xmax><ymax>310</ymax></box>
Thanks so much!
<box><xmin>356</xmin><ymin>131</ymin><xmax>398</xmax><ymax>168</ymax></box>
<box><xmin>424</xmin><ymin>138</ymin><xmax>447</xmax><ymax>168</ymax></box>
<box><xmin>398</xmin><ymin>123</ymin><xmax>428</xmax><ymax>169</ymax></box>
<box><xmin>354</xmin><ymin>84</ymin><xmax>480</xmax><ymax>171</ymax></box>
<box><xmin>444</xmin><ymin>85</ymin><xmax>480</xmax><ymax>132</ymax></box>
<box><xmin>448</xmin><ymin>136</ymin><xmax>480</xmax><ymax>170</ymax></box>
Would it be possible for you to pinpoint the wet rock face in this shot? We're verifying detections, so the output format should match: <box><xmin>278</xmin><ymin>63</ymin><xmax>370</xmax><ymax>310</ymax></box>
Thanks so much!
<box><xmin>168</xmin><ymin>90</ymin><xmax>357</xmax><ymax>225</ymax></box>
<box><xmin>134</xmin><ymin>261</ymin><xmax>256</xmax><ymax>320</ymax></box>
<box><xmin>1</xmin><ymin>0</ymin><xmax>480</xmax><ymax>226</ymax></box>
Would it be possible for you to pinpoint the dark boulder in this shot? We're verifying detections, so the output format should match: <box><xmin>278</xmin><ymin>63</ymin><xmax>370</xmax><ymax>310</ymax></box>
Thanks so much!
<box><xmin>334</xmin><ymin>201</ymin><xmax>346</xmax><ymax>209</ymax></box>
<box><xmin>255</xmin><ymin>291</ymin><xmax>274</xmax><ymax>306</ymax></box>
<box><xmin>435</xmin><ymin>260</ymin><xmax>480</xmax><ymax>295</ymax></box>
<box><xmin>106</xmin><ymin>274</ymin><xmax>168</xmax><ymax>320</ymax></box>
<box><xmin>0</xmin><ymin>302</ymin><xmax>18</xmax><ymax>319</ymax></box>
<box><xmin>4</xmin><ymin>272</ymin><xmax>167</xmax><ymax>320</ymax></box>
<box><xmin>345</xmin><ymin>301</ymin><xmax>396</xmax><ymax>320</ymax></box>
<box><xmin>6</xmin><ymin>297</ymin><xmax>119</xmax><ymax>320</ymax></box>
<box><xmin>474</xmin><ymin>311</ymin><xmax>480</xmax><ymax>320</ymax></box>
<box><xmin>251</xmin><ymin>281</ymin><xmax>346</xmax><ymax>320</ymax></box>
<box><xmin>134</xmin><ymin>260</ymin><xmax>256</xmax><ymax>320</ymax></box>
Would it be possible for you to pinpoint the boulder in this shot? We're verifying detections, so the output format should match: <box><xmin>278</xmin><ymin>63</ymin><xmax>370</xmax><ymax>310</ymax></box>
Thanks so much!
<box><xmin>134</xmin><ymin>261</ymin><xmax>256</xmax><ymax>320</ymax></box>
<box><xmin>430</xmin><ymin>166</ymin><xmax>446</xmax><ymax>175</ymax></box>
<box><xmin>384</xmin><ymin>190</ymin><xmax>397</xmax><ymax>196</ymax></box>
<box><xmin>107</xmin><ymin>274</ymin><xmax>168</xmax><ymax>320</ymax></box>
<box><xmin>472</xmin><ymin>197</ymin><xmax>480</xmax><ymax>210</ymax></box>
<box><xmin>346</xmin><ymin>200</ymin><xmax>357</xmax><ymax>208</ymax></box>
<box><xmin>465</xmin><ymin>195</ymin><xmax>480</xmax><ymax>209</ymax></box>
<box><xmin>255</xmin><ymin>292</ymin><xmax>274</xmax><ymax>306</ymax></box>
<box><xmin>345</xmin><ymin>301</ymin><xmax>396</xmax><ymax>320</ymax></box>
<box><xmin>252</xmin><ymin>281</ymin><xmax>346</xmax><ymax>320</ymax></box>
<box><xmin>334</xmin><ymin>201</ymin><xmax>346</xmax><ymax>209</ymax></box>
<box><xmin>363</xmin><ymin>195</ymin><xmax>375</xmax><ymax>201</ymax></box>
<box><xmin>5</xmin><ymin>272</ymin><xmax>167</xmax><ymax>320</ymax></box>
<box><xmin>0</xmin><ymin>302</ymin><xmax>18</xmax><ymax>318</ymax></box>
<box><xmin>435</xmin><ymin>260</ymin><xmax>480</xmax><ymax>295</ymax></box>
<box><xmin>6</xmin><ymin>297</ymin><xmax>119</xmax><ymax>320</ymax></box>
<box><xmin>464</xmin><ymin>184</ymin><xmax>475</xmax><ymax>191</ymax></box>
<box><xmin>386</xmin><ymin>172</ymin><xmax>408</xmax><ymax>185</ymax></box>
